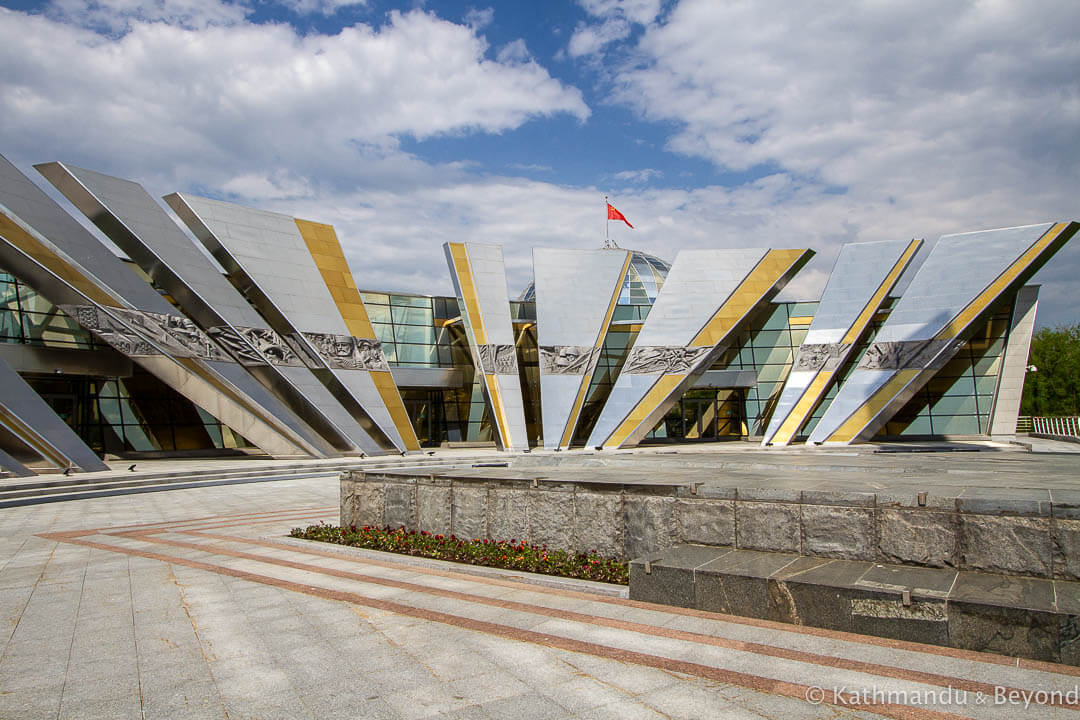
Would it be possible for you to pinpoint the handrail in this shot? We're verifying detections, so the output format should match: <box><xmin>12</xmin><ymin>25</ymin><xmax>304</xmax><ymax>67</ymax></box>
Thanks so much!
<box><xmin>1030</xmin><ymin>416</ymin><xmax>1080</xmax><ymax>439</ymax></box>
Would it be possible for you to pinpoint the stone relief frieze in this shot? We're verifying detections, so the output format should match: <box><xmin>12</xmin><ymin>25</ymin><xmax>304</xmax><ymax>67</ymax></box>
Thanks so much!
<box><xmin>119</xmin><ymin>309</ymin><xmax>230</xmax><ymax>361</ymax></box>
<box><xmin>227</xmin><ymin>326</ymin><xmax>304</xmax><ymax>367</ymax></box>
<box><xmin>205</xmin><ymin>326</ymin><xmax>269</xmax><ymax>366</ymax></box>
<box><xmin>538</xmin><ymin>345</ymin><xmax>599</xmax><ymax>375</ymax></box>
<box><xmin>856</xmin><ymin>339</ymin><xmax>953</xmax><ymax>371</ymax></box>
<box><xmin>61</xmin><ymin>304</ymin><xmax>161</xmax><ymax>357</ymax></box>
<box><xmin>476</xmin><ymin>344</ymin><xmax>518</xmax><ymax>375</ymax></box>
<box><xmin>303</xmin><ymin>332</ymin><xmax>391</xmax><ymax>371</ymax></box>
<box><xmin>61</xmin><ymin>305</ymin><xmax>232</xmax><ymax>360</ymax></box>
<box><xmin>622</xmin><ymin>345</ymin><xmax>711</xmax><ymax>375</ymax></box>
<box><xmin>793</xmin><ymin>342</ymin><xmax>851</xmax><ymax>372</ymax></box>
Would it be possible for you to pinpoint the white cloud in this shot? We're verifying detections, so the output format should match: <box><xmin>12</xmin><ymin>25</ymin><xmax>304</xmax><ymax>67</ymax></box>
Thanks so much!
<box><xmin>496</xmin><ymin>38</ymin><xmax>531</xmax><ymax>64</ymax></box>
<box><xmin>613</xmin><ymin>168</ymin><xmax>661</xmax><ymax>183</ymax></box>
<box><xmin>568</xmin><ymin>0</ymin><xmax>661</xmax><ymax>58</ymax></box>
<box><xmin>579</xmin><ymin>0</ymin><xmax>661</xmax><ymax>25</ymax></box>
<box><xmin>47</xmin><ymin>0</ymin><xmax>248</xmax><ymax>31</ymax></box>
<box><xmin>568</xmin><ymin>17</ymin><xmax>629</xmax><ymax>58</ymax></box>
<box><xmin>0</xmin><ymin>6</ymin><xmax>588</xmax><ymax>194</ymax></box>
<box><xmin>603</xmin><ymin>0</ymin><xmax>1080</xmax><ymax>325</ymax></box>
<box><xmin>274</xmin><ymin>0</ymin><xmax>367</xmax><ymax>17</ymax></box>
<box><xmin>463</xmin><ymin>6</ymin><xmax>493</xmax><ymax>30</ymax></box>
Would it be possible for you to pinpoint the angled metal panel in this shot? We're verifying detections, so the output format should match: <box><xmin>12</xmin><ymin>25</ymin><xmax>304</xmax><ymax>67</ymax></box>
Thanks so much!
<box><xmin>294</xmin><ymin>218</ymin><xmax>420</xmax><ymax>452</ymax></box>
<box><xmin>165</xmin><ymin>192</ymin><xmax>402</xmax><ymax>455</ymax></box>
<box><xmin>532</xmin><ymin>248</ymin><xmax>630</xmax><ymax>449</ymax></box>
<box><xmin>989</xmin><ymin>285</ymin><xmax>1040</xmax><ymax>436</ymax></box>
<box><xmin>444</xmin><ymin>242</ymin><xmax>528</xmax><ymax>451</ymax></box>
<box><xmin>38</xmin><ymin>162</ymin><xmax>372</xmax><ymax>457</ymax></box>
<box><xmin>0</xmin><ymin>352</ymin><xmax>107</xmax><ymax>472</ymax></box>
<box><xmin>587</xmin><ymin>248</ymin><xmax>814</xmax><ymax>449</ymax></box>
<box><xmin>0</xmin><ymin>446</ymin><xmax>35</xmax><ymax>478</ymax></box>
<box><xmin>761</xmin><ymin>239</ymin><xmax>922</xmax><ymax>446</ymax></box>
<box><xmin>809</xmin><ymin>222</ymin><xmax>1078</xmax><ymax>444</ymax></box>
<box><xmin>0</xmin><ymin>155</ymin><xmax>314</xmax><ymax>458</ymax></box>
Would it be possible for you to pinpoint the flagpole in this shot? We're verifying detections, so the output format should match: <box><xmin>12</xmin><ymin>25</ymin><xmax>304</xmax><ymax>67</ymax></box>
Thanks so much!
<box><xmin>603</xmin><ymin>195</ymin><xmax>613</xmax><ymax>249</ymax></box>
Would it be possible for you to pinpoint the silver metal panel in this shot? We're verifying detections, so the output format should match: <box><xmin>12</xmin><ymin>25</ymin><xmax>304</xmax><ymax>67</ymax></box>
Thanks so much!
<box><xmin>465</xmin><ymin>243</ymin><xmax>517</xmax><ymax>347</ymax></box>
<box><xmin>634</xmin><ymin>249</ymin><xmax>766</xmax><ymax>347</ymax></box>
<box><xmin>762</xmin><ymin>239</ymin><xmax>919</xmax><ymax>446</ymax></box>
<box><xmin>0</xmin><ymin>156</ymin><xmax>176</xmax><ymax>315</ymax></box>
<box><xmin>444</xmin><ymin>242</ymin><xmax>529</xmax><ymax>450</ymax></box>
<box><xmin>876</xmin><ymin>225</ymin><xmax>1054</xmax><ymax>345</ymax></box>
<box><xmin>586</xmin><ymin>373</ymin><xmax>658</xmax><ymax>448</ymax></box>
<box><xmin>585</xmin><ymin>249</ymin><xmax>768</xmax><ymax>448</ymax></box>
<box><xmin>533</xmin><ymin>247</ymin><xmax>628</xmax><ymax>449</ymax></box>
<box><xmin>167</xmin><ymin>192</ymin><xmax>399</xmax><ymax>455</ymax></box>
<box><xmin>0</xmin><ymin>447</ymin><xmax>34</xmax><ymax>478</ymax></box>
<box><xmin>989</xmin><ymin>285</ymin><xmax>1040</xmax><ymax>435</ymax></box>
<box><xmin>40</xmin><ymin>163</ymin><xmax>361</xmax><ymax>456</ymax></box>
<box><xmin>391</xmin><ymin>367</ymin><xmax>463</xmax><ymax>388</ymax></box>
<box><xmin>171</xmin><ymin>194</ymin><xmax>349</xmax><ymax>333</ymax></box>
<box><xmin>0</xmin><ymin>162</ymin><xmax>315</xmax><ymax>458</ymax></box>
<box><xmin>808</xmin><ymin>224</ymin><xmax>1065</xmax><ymax>444</ymax></box>
<box><xmin>693</xmin><ymin>369</ymin><xmax>759</xmax><ymax>388</ymax></box>
<box><xmin>0</xmin><ymin>352</ymin><xmax>107</xmax><ymax>472</ymax></box>
<box><xmin>0</xmin><ymin>343</ymin><xmax>133</xmax><ymax>377</ymax></box>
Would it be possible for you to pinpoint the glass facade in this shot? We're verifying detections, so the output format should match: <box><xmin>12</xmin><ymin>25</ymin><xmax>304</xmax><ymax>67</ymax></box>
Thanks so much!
<box><xmin>1</xmin><ymin>271</ymin><xmax>102</xmax><ymax>349</ymax></box>
<box><xmin>0</xmin><ymin>270</ymin><xmax>251</xmax><ymax>455</ymax></box>
<box><xmin>0</xmin><ymin>261</ymin><xmax>1027</xmax><ymax>455</ymax></box>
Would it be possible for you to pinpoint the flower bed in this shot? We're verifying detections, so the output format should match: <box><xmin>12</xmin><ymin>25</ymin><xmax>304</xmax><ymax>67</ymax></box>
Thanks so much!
<box><xmin>289</xmin><ymin>523</ymin><xmax>629</xmax><ymax>585</ymax></box>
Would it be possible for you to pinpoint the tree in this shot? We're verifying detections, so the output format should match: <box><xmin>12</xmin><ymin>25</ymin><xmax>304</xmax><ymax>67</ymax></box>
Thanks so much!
<box><xmin>1022</xmin><ymin>324</ymin><xmax>1080</xmax><ymax>416</ymax></box>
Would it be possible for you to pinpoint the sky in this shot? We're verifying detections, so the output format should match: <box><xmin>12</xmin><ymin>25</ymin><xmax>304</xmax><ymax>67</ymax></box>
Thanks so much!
<box><xmin>0</xmin><ymin>0</ymin><xmax>1077</xmax><ymax>327</ymax></box>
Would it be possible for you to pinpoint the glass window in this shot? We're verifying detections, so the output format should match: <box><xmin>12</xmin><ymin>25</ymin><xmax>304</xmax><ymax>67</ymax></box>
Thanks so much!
<box><xmin>365</xmin><ymin>304</ymin><xmax>392</xmax><ymax>324</ymax></box>
<box><xmin>789</xmin><ymin>302</ymin><xmax>819</xmax><ymax>317</ymax></box>
<box><xmin>391</xmin><ymin>305</ymin><xmax>434</xmax><ymax>326</ymax></box>
<box><xmin>394</xmin><ymin>324</ymin><xmax>435</xmax><ymax>345</ymax></box>
<box><xmin>390</xmin><ymin>294</ymin><xmax>431</xmax><ymax>308</ymax></box>
<box><xmin>931</xmin><ymin>395</ymin><xmax>980</xmax><ymax>415</ymax></box>
<box><xmin>931</xmin><ymin>414</ymin><xmax>982</xmax><ymax>435</ymax></box>
<box><xmin>395</xmin><ymin>344</ymin><xmax>439</xmax><ymax>365</ymax></box>
<box><xmin>359</xmin><ymin>292</ymin><xmax>389</xmax><ymax>305</ymax></box>
<box><xmin>372</xmin><ymin>323</ymin><xmax>395</xmax><ymax>343</ymax></box>
<box><xmin>753</xmin><ymin>345</ymin><xmax>793</xmax><ymax>366</ymax></box>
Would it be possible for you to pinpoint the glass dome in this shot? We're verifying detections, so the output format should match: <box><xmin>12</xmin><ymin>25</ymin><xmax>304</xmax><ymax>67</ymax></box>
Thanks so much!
<box><xmin>519</xmin><ymin>250</ymin><xmax>671</xmax><ymax>305</ymax></box>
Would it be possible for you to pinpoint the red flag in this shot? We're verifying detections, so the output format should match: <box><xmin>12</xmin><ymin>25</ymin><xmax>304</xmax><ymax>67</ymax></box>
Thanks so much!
<box><xmin>607</xmin><ymin>203</ymin><xmax>634</xmax><ymax>229</ymax></box>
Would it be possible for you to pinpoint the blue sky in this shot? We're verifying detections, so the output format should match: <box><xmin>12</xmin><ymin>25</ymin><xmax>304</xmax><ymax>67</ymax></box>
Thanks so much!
<box><xmin>1</xmin><ymin>0</ymin><xmax>1078</xmax><ymax>326</ymax></box>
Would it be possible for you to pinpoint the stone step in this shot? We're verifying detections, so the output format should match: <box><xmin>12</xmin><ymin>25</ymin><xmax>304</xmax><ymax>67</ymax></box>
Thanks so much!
<box><xmin>630</xmin><ymin>543</ymin><xmax>1080</xmax><ymax>666</ymax></box>
<box><xmin>0</xmin><ymin>456</ymin><xmax>483</xmax><ymax>508</ymax></box>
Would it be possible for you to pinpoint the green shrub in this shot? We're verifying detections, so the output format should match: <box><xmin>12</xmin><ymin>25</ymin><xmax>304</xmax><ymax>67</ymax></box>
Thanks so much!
<box><xmin>290</xmin><ymin>522</ymin><xmax>629</xmax><ymax>585</ymax></box>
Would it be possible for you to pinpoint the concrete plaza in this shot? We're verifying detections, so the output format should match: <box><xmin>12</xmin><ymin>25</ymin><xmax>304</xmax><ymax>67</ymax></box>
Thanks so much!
<box><xmin>3</xmin><ymin>442</ymin><xmax>1080</xmax><ymax>718</ymax></box>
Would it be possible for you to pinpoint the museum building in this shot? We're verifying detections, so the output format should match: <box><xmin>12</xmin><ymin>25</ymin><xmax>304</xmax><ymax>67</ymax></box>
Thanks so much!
<box><xmin>0</xmin><ymin>153</ymin><xmax>1074</xmax><ymax>476</ymax></box>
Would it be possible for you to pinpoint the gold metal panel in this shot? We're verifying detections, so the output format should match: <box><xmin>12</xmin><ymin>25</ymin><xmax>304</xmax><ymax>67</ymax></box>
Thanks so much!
<box><xmin>787</xmin><ymin>316</ymin><xmax>814</xmax><ymax>326</ymax></box>
<box><xmin>484</xmin><ymin>373</ymin><xmax>513</xmax><ymax>450</ymax></box>
<box><xmin>825</xmin><ymin>369</ymin><xmax>920</xmax><ymax>443</ymax></box>
<box><xmin>0</xmin><ymin>405</ymin><xmax>69</xmax><ymax>468</ymax></box>
<box><xmin>768</xmin><ymin>240</ymin><xmax>921</xmax><ymax>446</ymax></box>
<box><xmin>0</xmin><ymin>212</ymin><xmax>118</xmax><ymax>307</ymax></box>
<box><xmin>448</xmin><ymin>243</ymin><xmax>488</xmax><ymax>346</ymax></box>
<box><xmin>294</xmin><ymin>219</ymin><xmax>376</xmax><ymax>339</ymax></box>
<box><xmin>769</xmin><ymin>370</ymin><xmax>835</xmax><ymax>446</ymax></box>
<box><xmin>935</xmin><ymin>223</ymin><xmax>1073</xmax><ymax>342</ymax></box>
<box><xmin>689</xmin><ymin>249</ymin><xmax>812</xmax><ymax>347</ymax></box>
<box><xmin>841</xmin><ymin>239</ymin><xmax>922</xmax><ymax>344</ymax></box>
<box><xmin>603</xmin><ymin>374</ymin><xmax>684</xmax><ymax>448</ymax></box>
<box><xmin>296</xmin><ymin>218</ymin><xmax>420</xmax><ymax>451</ymax></box>
<box><xmin>558</xmin><ymin>251</ymin><xmax>633</xmax><ymax>448</ymax></box>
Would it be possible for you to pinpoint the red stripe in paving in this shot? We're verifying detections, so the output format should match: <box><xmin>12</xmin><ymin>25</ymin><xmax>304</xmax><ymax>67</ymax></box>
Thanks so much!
<box><xmin>50</xmin><ymin>530</ymin><xmax>964</xmax><ymax>720</ymax></box>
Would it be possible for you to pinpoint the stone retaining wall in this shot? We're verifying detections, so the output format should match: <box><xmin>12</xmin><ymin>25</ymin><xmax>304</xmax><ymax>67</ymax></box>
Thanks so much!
<box><xmin>341</xmin><ymin>469</ymin><xmax>1079</xmax><ymax>579</ymax></box>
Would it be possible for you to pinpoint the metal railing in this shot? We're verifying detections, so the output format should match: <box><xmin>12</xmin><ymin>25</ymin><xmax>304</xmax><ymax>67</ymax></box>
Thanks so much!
<box><xmin>1031</xmin><ymin>416</ymin><xmax>1080</xmax><ymax>439</ymax></box>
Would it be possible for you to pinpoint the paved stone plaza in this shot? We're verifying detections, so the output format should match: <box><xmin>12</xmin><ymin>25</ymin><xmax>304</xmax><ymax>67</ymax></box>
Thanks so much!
<box><xmin>3</xmin><ymin>442</ymin><xmax>1080</xmax><ymax>718</ymax></box>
